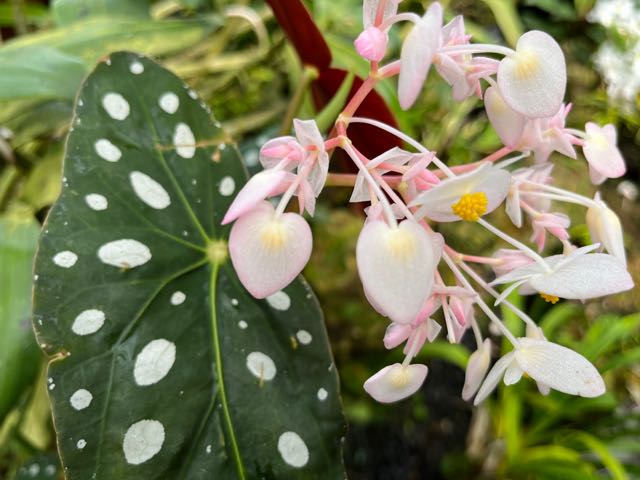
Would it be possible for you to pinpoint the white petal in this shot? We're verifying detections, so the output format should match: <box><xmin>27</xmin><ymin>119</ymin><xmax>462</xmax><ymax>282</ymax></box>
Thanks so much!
<box><xmin>528</xmin><ymin>253</ymin><xmax>633</xmax><ymax>299</ymax></box>
<box><xmin>514</xmin><ymin>338</ymin><xmax>605</xmax><ymax>397</ymax></box>
<box><xmin>474</xmin><ymin>351</ymin><xmax>516</xmax><ymax>405</ymax></box>
<box><xmin>498</xmin><ymin>30</ymin><xmax>566</xmax><ymax>118</ymax></box>
<box><xmin>410</xmin><ymin>163</ymin><xmax>511</xmax><ymax>222</ymax></box>
<box><xmin>294</xmin><ymin>119</ymin><xmax>328</xmax><ymax>196</ymax></box>
<box><xmin>222</xmin><ymin>170</ymin><xmax>290</xmax><ymax>224</ymax></box>
<box><xmin>398</xmin><ymin>3</ymin><xmax>442</xmax><ymax>110</ymax></box>
<box><xmin>229</xmin><ymin>202</ymin><xmax>312</xmax><ymax>298</ymax></box>
<box><xmin>583</xmin><ymin>123</ymin><xmax>626</xmax><ymax>179</ymax></box>
<box><xmin>462</xmin><ymin>338</ymin><xmax>491</xmax><ymax>401</ymax></box>
<box><xmin>586</xmin><ymin>196</ymin><xmax>626</xmax><ymax>264</ymax></box>
<box><xmin>484</xmin><ymin>86</ymin><xmax>526</xmax><ymax>147</ymax></box>
<box><xmin>357</xmin><ymin>220</ymin><xmax>440</xmax><ymax>324</ymax></box>
<box><xmin>363</xmin><ymin>0</ymin><xmax>398</xmax><ymax>28</ymax></box>
<box><xmin>364</xmin><ymin>363</ymin><xmax>428</xmax><ymax>403</ymax></box>
<box><xmin>503</xmin><ymin>363</ymin><xmax>524</xmax><ymax>385</ymax></box>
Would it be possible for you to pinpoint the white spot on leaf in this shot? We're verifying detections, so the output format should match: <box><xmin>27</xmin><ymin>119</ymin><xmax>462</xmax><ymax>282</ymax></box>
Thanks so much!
<box><xmin>134</xmin><ymin>339</ymin><xmax>176</xmax><ymax>386</ymax></box>
<box><xmin>123</xmin><ymin>419</ymin><xmax>165</xmax><ymax>465</ymax></box>
<box><xmin>317</xmin><ymin>388</ymin><xmax>328</xmax><ymax>401</ymax></box>
<box><xmin>170</xmin><ymin>291</ymin><xmax>186</xmax><ymax>305</ymax></box>
<box><xmin>94</xmin><ymin>139</ymin><xmax>121</xmax><ymax>162</ymax></box>
<box><xmin>246</xmin><ymin>352</ymin><xmax>276</xmax><ymax>381</ymax></box>
<box><xmin>85</xmin><ymin>193</ymin><xmax>108</xmax><ymax>211</ymax></box>
<box><xmin>218</xmin><ymin>176</ymin><xmax>235</xmax><ymax>196</ymax></box>
<box><xmin>130</xmin><ymin>171</ymin><xmax>171</xmax><ymax>209</ymax></box>
<box><xmin>98</xmin><ymin>239</ymin><xmax>151</xmax><ymax>269</ymax></box>
<box><xmin>159</xmin><ymin>92</ymin><xmax>179</xmax><ymax>114</ymax></box>
<box><xmin>77</xmin><ymin>439</ymin><xmax>87</xmax><ymax>450</ymax></box>
<box><xmin>173</xmin><ymin>123</ymin><xmax>196</xmax><ymax>158</ymax></box>
<box><xmin>277</xmin><ymin>431</ymin><xmax>309</xmax><ymax>468</ymax></box>
<box><xmin>53</xmin><ymin>251</ymin><xmax>78</xmax><ymax>268</ymax></box>
<box><xmin>238</xmin><ymin>320</ymin><xmax>248</xmax><ymax>330</ymax></box>
<box><xmin>130</xmin><ymin>61</ymin><xmax>144</xmax><ymax>74</ymax></box>
<box><xmin>266</xmin><ymin>291</ymin><xmax>290</xmax><ymax>311</ymax></box>
<box><xmin>296</xmin><ymin>330</ymin><xmax>312</xmax><ymax>345</ymax></box>
<box><xmin>102</xmin><ymin>93</ymin><xmax>130</xmax><ymax>120</ymax></box>
<box><xmin>72</xmin><ymin>309</ymin><xmax>105</xmax><ymax>336</ymax></box>
<box><xmin>70</xmin><ymin>389</ymin><xmax>93</xmax><ymax>410</ymax></box>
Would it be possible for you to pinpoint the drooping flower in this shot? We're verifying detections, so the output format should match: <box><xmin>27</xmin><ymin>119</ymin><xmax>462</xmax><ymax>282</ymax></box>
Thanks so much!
<box><xmin>586</xmin><ymin>192</ymin><xmax>626</xmax><ymax>264</ymax></box>
<box><xmin>356</xmin><ymin>219</ymin><xmax>442</xmax><ymax>324</ymax></box>
<box><xmin>228</xmin><ymin>201</ymin><xmax>312</xmax><ymax>298</ymax></box>
<box><xmin>364</xmin><ymin>363</ymin><xmax>429</xmax><ymax>403</ymax></box>
<box><xmin>398</xmin><ymin>2</ymin><xmax>443</xmax><ymax>109</ymax></box>
<box><xmin>530</xmin><ymin>211</ymin><xmax>571</xmax><ymax>251</ymax></box>
<box><xmin>293</xmin><ymin>119</ymin><xmax>329</xmax><ymax>196</ymax></box>
<box><xmin>492</xmin><ymin>249</ymin><xmax>535</xmax><ymax>277</ymax></box>
<box><xmin>505</xmin><ymin>163</ymin><xmax>554</xmax><ymax>227</ymax></box>
<box><xmin>462</xmin><ymin>338</ymin><xmax>492</xmax><ymax>401</ymax></box>
<box><xmin>582</xmin><ymin>122</ymin><xmax>626</xmax><ymax>184</ymax></box>
<box><xmin>491</xmin><ymin>244</ymin><xmax>634</xmax><ymax>302</ymax></box>
<box><xmin>259</xmin><ymin>136</ymin><xmax>303</xmax><ymax>169</ymax></box>
<box><xmin>484</xmin><ymin>86</ymin><xmax>526</xmax><ymax>147</ymax></box>
<box><xmin>474</xmin><ymin>338</ymin><xmax>605</xmax><ymax>404</ymax></box>
<box><xmin>497</xmin><ymin>30</ymin><xmax>567</xmax><ymax>118</ymax></box>
<box><xmin>518</xmin><ymin>103</ymin><xmax>576</xmax><ymax>163</ymax></box>
<box><xmin>409</xmin><ymin>163</ymin><xmax>511</xmax><ymax>222</ymax></box>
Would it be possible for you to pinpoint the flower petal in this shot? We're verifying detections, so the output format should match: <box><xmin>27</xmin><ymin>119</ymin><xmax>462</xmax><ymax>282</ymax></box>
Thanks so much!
<box><xmin>474</xmin><ymin>351</ymin><xmax>516</xmax><ymax>405</ymax></box>
<box><xmin>583</xmin><ymin>122</ymin><xmax>626</xmax><ymax>179</ymax></box>
<box><xmin>586</xmin><ymin>193</ymin><xmax>626</xmax><ymax>264</ymax></box>
<box><xmin>356</xmin><ymin>220</ymin><xmax>440</xmax><ymax>324</ymax></box>
<box><xmin>398</xmin><ymin>3</ymin><xmax>442</xmax><ymax>110</ymax></box>
<box><xmin>229</xmin><ymin>201</ymin><xmax>312</xmax><ymax>298</ymax></box>
<box><xmin>363</xmin><ymin>0</ymin><xmax>399</xmax><ymax>28</ymax></box>
<box><xmin>294</xmin><ymin>119</ymin><xmax>329</xmax><ymax>196</ymax></box>
<box><xmin>484</xmin><ymin>86</ymin><xmax>526</xmax><ymax>147</ymax></box>
<box><xmin>364</xmin><ymin>363</ymin><xmax>428</xmax><ymax>403</ymax></box>
<box><xmin>514</xmin><ymin>338</ymin><xmax>605</xmax><ymax>397</ymax></box>
<box><xmin>383</xmin><ymin>322</ymin><xmax>412</xmax><ymax>349</ymax></box>
<box><xmin>497</xmin><ymin>30</ymin><xmax>566</xmax><ymax>118</ymax></box>
<box><xmin>462</xmin><ymin>338</ymin><xmax>492</xmax><ymax>401</ymax></box>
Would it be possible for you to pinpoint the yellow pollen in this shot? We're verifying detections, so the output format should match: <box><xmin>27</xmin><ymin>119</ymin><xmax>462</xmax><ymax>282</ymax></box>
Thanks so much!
<box><xmin>451</xmin><ymin>192</ymin><xmax>488</xmax><ymax>221</ymax></box>
<box><xmin>514</xmin><ymin>50</ymin><xmax>540</xmax><ymax>79</ymax></box>
<box><xmin>259</xmin><ymin>220</ymin><xmax>288</xmax><ymax>251</ymax></box>
<box><xmin>540</xmin><ymin>293</ymin><xmax>560</xmax><ymax>304</ymax></box>
<box><xmin>397</xmin><ymin>181</ymin><xmax>409</xmax><ymax>196</ymax></box>
<box><xmin>385</xmin><ymin>228</ymin><xmax>417</xmax><ymax>261</ymax></box>
<box><xmin>207</xmin><ymin>239</ymin><xmax>228</xmax><ymax>264</ymax></box>
<box><xmin>390</xmin><ymin>367</ymin><xmax>410</xmax><ymax>388</ymax></box>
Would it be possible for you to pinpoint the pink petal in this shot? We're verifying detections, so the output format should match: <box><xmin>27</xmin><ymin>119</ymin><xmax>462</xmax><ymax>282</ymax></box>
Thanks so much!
<box><xmin>498</xmin><ymin>30</ymin><xmax>566</xmax><ymax>118</ymax></box>
<box><xmin>363</xmin><ymin>0</ymin><xmax>399</xmax><ymax>28</ymax></box>
<box><xmin>222</xmin><ymin>170</ymin><xmax>291</xmax><ymax>225</ymax></box>
<box><xmin>384</xmin><ymin>323</ymin><xmax>412</xmax><ymax>349</ymax></box>
<box><xmin>260</xmin><ymin>136</ymin><xmax>303</xmax><ymax>169</ymax></box>
<box><xmin>228</xmin><ymin>201</ymin><xmax>312</xmax><ymax>298</ymax></box>
<box><xmin>357</xmin><ymin>220</ymin><xmax>441</xmax><ymax>324</ymax></box>
<box><xmin>364</xmin><ymin>363</ymin><xmax>428</xmax><ymax>403</ymax></box>
<box><xmin>583</xmin><ymin>122</ymin><xmax>626</xmax><ymax>179</ymax></box>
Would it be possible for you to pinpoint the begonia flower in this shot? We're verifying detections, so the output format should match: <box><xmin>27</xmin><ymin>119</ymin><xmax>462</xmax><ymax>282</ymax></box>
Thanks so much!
<box><xmin>364</xmin><ymin>363</ymin><xmax>429</xmax><ymax>403</ymax></box>
<box><xmin>582</xmin><ymin>122</ymin><xmax>626</xmax><ymax>184</ymax></box>
<box><xmin>293</xmin><ymin>119</ymin><xmax>329</xmax><ymax>196</ymax></box>
<box><xmin>355</xmin><ymin>26</ymin><xmax>389</xmax><ymax>62</ymax></box>
<box><xmin>586</xmin><ymin>192</ymin><xmax>626</xmax><ymax>264</ymax></box>
<box><xmin>462</xmin><ymin>338</ymin><xmax>492</xmax><ymax>401</ymax></box>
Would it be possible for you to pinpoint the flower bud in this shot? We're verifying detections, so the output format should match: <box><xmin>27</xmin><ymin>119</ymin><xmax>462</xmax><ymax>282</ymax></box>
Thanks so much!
<box><xmin>354</xmin><ymin>26</ymin><xmax>388</xmax><ymax>62</ymax></box>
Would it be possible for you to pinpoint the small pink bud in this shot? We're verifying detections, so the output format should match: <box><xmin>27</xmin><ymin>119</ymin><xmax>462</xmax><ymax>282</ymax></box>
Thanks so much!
<box><xmin>493</xmin><ymin>249</ymin><xmax>535</xmax><ymax>277</ymax></box>
<box><xmin>354</xmin><ymin>26</ymin><xmax>388</xmax><ymax>62</ymax></box>
<box><xmin>384</xmin><ymin>323</ymin><xmax>412</xmax><ymax>349</ymax></box>
<box><xmin>259</xmin><ymin>137</ymin><xmax>304</xmax><ymax>169</ymax></box>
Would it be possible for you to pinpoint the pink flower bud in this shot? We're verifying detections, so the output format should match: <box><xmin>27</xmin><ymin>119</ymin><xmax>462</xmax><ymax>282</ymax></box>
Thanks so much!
<box><xmin>492</xmin><ymin>249</ymin><xmax>535</xmax><ymax>277</ymax></box>
<box><xmin>259</xmin><ymin>137</ymin><xmax>304</xmax><ymax>169</ymax></box>
<box><xmin>354</xmin><ymin>26</ymin><xmax>388</xmax><ymax>62</ymax></box>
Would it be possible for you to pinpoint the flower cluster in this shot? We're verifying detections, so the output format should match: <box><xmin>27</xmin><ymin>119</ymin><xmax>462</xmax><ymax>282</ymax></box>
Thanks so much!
<box><xmin>223</xmin><ymin>1</ymin><xmax>634</xmax><ymax>405</ymax></box>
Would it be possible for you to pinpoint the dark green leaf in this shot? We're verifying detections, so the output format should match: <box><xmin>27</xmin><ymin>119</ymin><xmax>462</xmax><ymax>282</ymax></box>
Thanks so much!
<box><xmin>33</xmin><ymin>51</ymin><xmax>345</xmax><ymax>479</ymax></box>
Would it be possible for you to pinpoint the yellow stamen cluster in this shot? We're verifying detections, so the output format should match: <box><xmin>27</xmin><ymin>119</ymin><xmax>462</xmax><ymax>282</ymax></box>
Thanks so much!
<box><xmin>540</xmin><ymin>293</ymin><xmax>560</xmax><ymax>304</ymax></box>
<box><xmin>451</xmin><ymin>192</ymin><xmax>488</xmax><ymax>221</ymax></box>
<box><xmin>390</xmin><ymin>367</ymin><xmax>410</xmax><ymax>388</ymax></box>
<box><xmin>260</xmin><ymin>221</ymin><xmax>288</xmax><ymax>251</ymax></box>
<box><xmin>386</xmin><ymin>228</ymin><xmax>417</xmax><ymax>261</ymax></box>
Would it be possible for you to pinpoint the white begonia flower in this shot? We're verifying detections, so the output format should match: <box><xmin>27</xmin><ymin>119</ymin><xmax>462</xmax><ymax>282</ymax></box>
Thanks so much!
<box><xmin>474</xmin><ymin>338</ymin><xmax>605</xmax><ymax>404</ymax></box>
<box><xmin>409</xmin><ymin>163</ymin><xmax>511</xmax><ymax>222</ymax></box>
<box><xmin>398</xmin><ymin>2</ymin><xmax>443</xmax><ymax>110</ymax></box>
<box><xmin>586</xmin><ymin>192</ymin><xmax>626</xmax><ymax>264</ymax></box>
<box><xmin>364</xmin><ymin>363</ymin><xmax>429</xmax><ymax>403</ymax></box>
<box><xmin>582</xmin><ymin>123</ymin><xmax>626</xmax><ymax>184</ymax></box>
<box><xmin>293</xmin><ymin>119</ymin><xmax>329</xmax><ymax>196</ymax></box>
<box><xmin>491</xmin><ymin>244</ymin><xmax>634</xmax><ymax>302</ymax></box>
<box><xmin>497</xmin><ymin>30</ymin><xmax>567</xmax><ymax>118</ymax></box>
<box><xmin>462</xmin><ymin>338</ymin><xmax>492</xmax><ymax>401</ymax></box>
<box><xmin>505</xmin><ymin>164</ymin><xmax>554</xmax><ymax>228</ymax></box>
<box><xmin>350</xmin><ymin>147</ymin><xmax>417</xmax><ymax>203</ymax></box>
<box><xmin>356</xmin><ymin>219</ymin><xmax>442</xmax><ymax>324</ymax></box>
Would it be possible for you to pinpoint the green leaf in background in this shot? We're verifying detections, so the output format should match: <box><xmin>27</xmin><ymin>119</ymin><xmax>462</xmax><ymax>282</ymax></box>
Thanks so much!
<box><xmin>32</xmin><ymin>51</ymin><xmax>345</xmax><ymax>479</ymax></box>
<box><xmin>0</xmin><ymin>214</ymin><xmax>42</xmax><ymax>422</ymax></box>
<box><xmin>51</xmin><ymin>0</ymin><xmax>151</xmax><ymax>26</ymax></box>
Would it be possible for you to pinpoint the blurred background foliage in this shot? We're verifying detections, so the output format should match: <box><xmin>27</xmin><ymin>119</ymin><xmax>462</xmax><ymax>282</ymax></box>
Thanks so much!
<box><xmin>0</xmin><ymin>0</ymin><xmax>638</xmax><ymax>478</ymax></box>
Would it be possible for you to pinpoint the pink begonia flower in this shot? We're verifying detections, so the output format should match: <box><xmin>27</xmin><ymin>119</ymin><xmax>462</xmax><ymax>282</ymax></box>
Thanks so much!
<box><xmin>409</xmin><ymin>163</ymin><xmax>511</xmax><ymax>222</ymax></box>
<box><xmin>398</xmin><ymin>2</ymin><xmax>443</xmax><ymax>110</ymax></box>
<box><xmin>449</xmin><ymin>294</ymin><xmax>474</xmax><ymax>327</ymax></box>
<box><xmin>364</xmin><ymin>363</ymin><xmax>428</xmax><ymax>403</ymax></box>
<box><xmin>490</xmin><ymin>244</ymin><xmax>634</xmax><ymax>302</ymax></box>
<box><xmin>492</xmin><ymin>249</ymin><xmax>535</xmax><ymax>277</ymax></box>
<box><xmin>363</xmin><ymin>0</ymin><xmax>399</xmax><ymax>28</ymax></box>
<box><xmin>355</xmin><ymin>26</ymin><xmax>389</xmax><ymax>62</ymax></box>
<box><xmin>518</xmin><ymin>104</ymin><xmax>576</xmax><ymax>163</ymax></box>
<box><xmin>484</xmin><ymin>86</ymin><xmax>526</xmax><ymax>147</ymax></box>
<box><xmin>497</xmin><ymin>30</ymin><xmax>566</xmax><ymax>118</ymax></box>
<box><xmin>222</xmin><ymin>169</ymin><xmax>293</xmax><ymax>225</ymax></box>
<box><xmin>259</xmin><ymin>136</ymin><xmax>303</xmax><ymax>170</ymax></box>
<box><xmin>530</xmin><ymin>212</ymin><xmax>571</xmax><ymax>251</ymax></box>
<box><xmin>586</xmin><ymin>192</ymin><xmax>626</xmax><ymax>264</ymax></box>
<box><xmin>228</xmin><ymin>201</ymin><xmax>312</xmax><ymax>299</ymax></box>
<box><xmin>293</xmin><ymin>119</ymin><xmax>329</xmax><ymax>196</ymax></box>
<box><xmin>356</xmin><ymin>219</ymin><xmax>442</xmax><ymax>324</ymax></box>
<box><xmin>474</xmin><ymin>338</ymin><xmax>604</xmax><ymax>405</ymax></box>
<box><xmin>462</xmin><ymin>338</ymin><xmax>492</xmax><ymax>401</ymax></box>
<box><xmin>351</xmin><ymin>148</ymin><xmax>416</xmax><ymax>202</ymax></box>
<box><xmin>582</xmin><ymin>123</ymin><xmax>626</xmax><ymax>184</ymax></box>
<box><xmin>505</xmin><ymin>164</ymin><xmax>554</xmax><ymax>227</ymax></box>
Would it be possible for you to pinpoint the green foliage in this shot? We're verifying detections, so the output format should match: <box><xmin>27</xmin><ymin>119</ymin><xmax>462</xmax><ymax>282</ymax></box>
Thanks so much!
<box><xmin>32</xmin><ymin>52</ymin><xmax>345</xmax><ymax>479</ymax></box>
